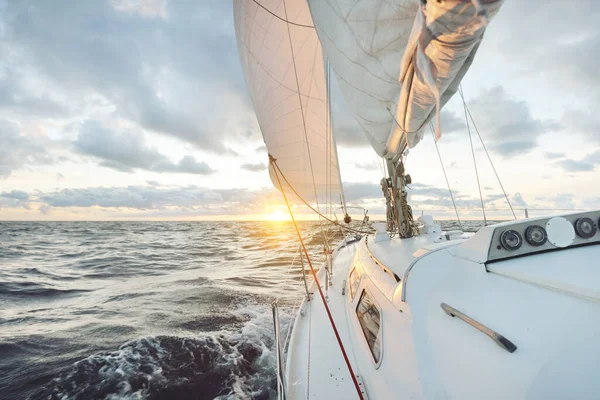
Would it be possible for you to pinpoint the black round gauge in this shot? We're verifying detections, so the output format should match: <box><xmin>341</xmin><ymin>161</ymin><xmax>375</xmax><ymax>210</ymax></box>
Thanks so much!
<box><xmin>574</xmin><ymin>217</ymin><xmax>597</xmax><ymax>239</ymax></box>
<box><xmin>500</xmin><ymin>229</ymin><xmax>523</xmax><ymax>250</ymax></box>
<box><xmin>525</xmin><ymin>225</ymin><xmax>547</xmax><ymax>246</ymax></box>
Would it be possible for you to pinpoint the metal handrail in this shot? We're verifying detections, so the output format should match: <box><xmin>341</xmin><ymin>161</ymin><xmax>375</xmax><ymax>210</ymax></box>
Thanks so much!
<box><xmin>272</xmin><ymin>302</ymin><xmax>287</xmax><ymax>399</ymax></box>
<box><xmin>440</xmin><ymin>302</ymin><xmax>517</xmax><ymax>353</ymax></box>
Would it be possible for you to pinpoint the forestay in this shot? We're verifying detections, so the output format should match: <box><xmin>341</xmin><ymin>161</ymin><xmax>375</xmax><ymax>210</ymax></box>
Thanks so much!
<box><xmin>233</xmin><ymin>0</ymin><xmax>342</xmax><ymax>206</ymax></box>
<box><xmin>307</xmin><ymin>0</ymin><xmax>503</xmax><ymax>159</ymax></box>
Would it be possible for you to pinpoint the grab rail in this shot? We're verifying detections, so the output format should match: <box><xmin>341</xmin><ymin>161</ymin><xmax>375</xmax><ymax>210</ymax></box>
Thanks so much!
<box><xmin>440</xmin><ymin>303</ymin><xmax>517</xmax><ymax>353</ymax></box>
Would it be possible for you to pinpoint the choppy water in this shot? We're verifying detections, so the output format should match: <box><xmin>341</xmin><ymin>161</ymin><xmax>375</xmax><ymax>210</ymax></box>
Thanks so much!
<box><xmin>0</xmin><ymin>220</ymin><xmax>480</xmax><ymax>400</ymax></box>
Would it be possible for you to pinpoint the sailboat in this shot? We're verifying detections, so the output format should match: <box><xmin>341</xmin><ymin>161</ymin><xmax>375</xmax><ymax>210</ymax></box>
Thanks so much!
<box><xmin>233</xmin><ymin>0</ymin><xmax>600</xmax><ymax>399</ymax></box>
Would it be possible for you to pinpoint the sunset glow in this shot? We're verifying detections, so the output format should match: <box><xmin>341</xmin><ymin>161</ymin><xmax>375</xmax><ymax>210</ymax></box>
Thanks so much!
<box><xmin>266</xmin><ymin>208</ymin><xmax>290</xmax><ymax>221</ymax></box>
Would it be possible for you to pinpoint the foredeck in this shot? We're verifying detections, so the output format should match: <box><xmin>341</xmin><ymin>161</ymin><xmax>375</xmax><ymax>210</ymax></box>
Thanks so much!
<box><xmin>285</xmin><ymin>241</ymin><xmax>364</xmax><ymax>399</ymax></box>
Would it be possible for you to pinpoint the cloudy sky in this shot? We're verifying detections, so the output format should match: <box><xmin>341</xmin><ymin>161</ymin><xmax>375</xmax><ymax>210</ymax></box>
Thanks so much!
<box><xmin>1</xmin><ymin>0</ymin><xmax>598</xmax><ymax>221</ymax></box>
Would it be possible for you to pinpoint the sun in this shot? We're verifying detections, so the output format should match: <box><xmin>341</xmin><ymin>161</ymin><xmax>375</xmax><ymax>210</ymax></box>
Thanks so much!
<box><xmin>266</xmin><ymin>208</ymin><xmax>289</xmax><ymax>221</ymax></box>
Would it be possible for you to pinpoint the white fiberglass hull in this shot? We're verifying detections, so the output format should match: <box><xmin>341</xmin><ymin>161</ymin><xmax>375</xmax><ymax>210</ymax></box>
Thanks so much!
<box><xmin>285</xmin><ymin>214</ymin><xmax>600</xmax><ymax>399</ymax></box>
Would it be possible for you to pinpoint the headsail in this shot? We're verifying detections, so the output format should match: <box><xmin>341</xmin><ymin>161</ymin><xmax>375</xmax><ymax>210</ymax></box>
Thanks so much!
<box><xmin>233</xmin><ymin>0</ymin><xmax>342</xmax><ymax>206</ymax></box>
<box><xmin>307</xmin><ymin>0</ymin><xmax>503</xmax><ymax>158</ymax></box>
<box><xmin>306</xmin><ymin>0</ymin><xmax>419</xmax><ymax>158</ymax></box>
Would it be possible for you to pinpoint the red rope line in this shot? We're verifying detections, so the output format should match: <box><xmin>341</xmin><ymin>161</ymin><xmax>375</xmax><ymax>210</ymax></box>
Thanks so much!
<box><xmin>270</xmin><ymin>157</ymin><xmax>365</xmax><ymax>400</ymax></box>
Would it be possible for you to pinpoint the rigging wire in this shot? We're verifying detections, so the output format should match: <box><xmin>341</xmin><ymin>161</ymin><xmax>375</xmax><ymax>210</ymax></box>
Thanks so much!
<box><xmin>271</xmin><ymin>157</ymin><xmax>365</xmax><ymax>400</ymax></box>
<box><xmin>461</xmin><ymin>85</ymin><xmax>488</xmax><ymax>225</ymax></box>
<box><xmin>270</xmin><ymin>157</ymin><xmax>374</xmax><ymax>235</ymax></box>
<box><xmin>249</xmin><ymin>0</ymin><xmax>314</xmax><ymax>28</ymax></box>
<box><xmin>429</xmin><ymin>122</ymin><xmax>463</xmax><ymax>229</ymax></box>
<box><xmin>458</xmin><ymin>86</ymin><xmax>517</xmax><ymax>220</ymax></box>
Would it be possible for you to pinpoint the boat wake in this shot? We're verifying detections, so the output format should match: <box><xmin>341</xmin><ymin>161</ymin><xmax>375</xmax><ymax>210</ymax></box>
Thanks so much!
<box><xmin>29</xmin><ymin>306</ymin><xmax>292</xmax><ymax>400</ymax></box>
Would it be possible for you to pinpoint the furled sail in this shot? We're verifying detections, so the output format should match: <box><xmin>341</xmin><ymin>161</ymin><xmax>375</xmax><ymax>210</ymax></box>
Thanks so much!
<box><xmin>233</xmin><ymin>0</ymin><xmax>342</xmax><ymax>206</ymax></box>
<box><xmin>307</xmin><ymin>0</ymin><xmax>503</xmax><ymax>158</ymax></box>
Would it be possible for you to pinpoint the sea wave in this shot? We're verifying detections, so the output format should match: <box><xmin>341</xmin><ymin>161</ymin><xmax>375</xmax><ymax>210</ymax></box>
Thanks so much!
<box><xmin>28</xmin><ymin>305</ymin><xmax>291</xmax><ymax>400</ymax></box>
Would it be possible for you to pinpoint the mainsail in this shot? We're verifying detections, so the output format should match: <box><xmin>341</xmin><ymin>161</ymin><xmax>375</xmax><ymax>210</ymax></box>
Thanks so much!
<box><xmin>307</xmin><ymin>0</ymin><xmax>503</xmax><ymax>158</ymax></box>
<box><xmin>233</xmin><ymin>0</ymin><xmax>342</xmax><ymax>206</ymax></box>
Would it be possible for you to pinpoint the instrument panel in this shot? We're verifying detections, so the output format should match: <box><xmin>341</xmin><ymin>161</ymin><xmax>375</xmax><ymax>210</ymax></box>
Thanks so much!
<box><xmin>487</xmin><ymin>211</ymin><xmax>600</xmax><ymax>262</ymax></box>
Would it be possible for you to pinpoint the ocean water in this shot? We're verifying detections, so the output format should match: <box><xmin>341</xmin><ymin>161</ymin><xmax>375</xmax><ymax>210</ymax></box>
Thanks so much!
<box><xmin>0</xmin><ymin>220</ymin><xmax>479</xmax><ymax>400</ymax></box>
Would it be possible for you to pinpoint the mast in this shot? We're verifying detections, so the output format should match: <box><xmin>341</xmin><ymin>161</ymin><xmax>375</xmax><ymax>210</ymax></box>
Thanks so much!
<box><xmin>382</xmin><ymin>144</ymin><xmax>417</xmax><ymax>238</ymax></box>
<box><xmin>307</xmin><ymin>0</ymin><xmax>504</xmax><ymax>236</ymax></box>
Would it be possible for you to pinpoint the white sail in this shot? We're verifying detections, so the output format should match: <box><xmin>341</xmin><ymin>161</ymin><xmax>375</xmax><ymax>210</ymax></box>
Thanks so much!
<box><xmin>307</xmin><ymin>0</ymin><xmax>419</xmax><ymax>158</ymax></box>
<box><xmin>233</xmin><ymin>0</ymin><xmax>342</xmax><ymax>206</ymax></box>
<box><xmin>387</xmin><ymin>0</ymin><xmax>504</xmax><ymax>155</ymax></box>
<box><xmin>307</xmin><ymin>0</ymin><xmax>503</xmax><ymax>158</ymax></box>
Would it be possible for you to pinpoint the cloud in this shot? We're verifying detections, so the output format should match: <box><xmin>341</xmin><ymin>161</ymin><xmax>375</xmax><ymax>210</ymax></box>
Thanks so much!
<box><xmin>110</xmin><ymin>0</ymin><xmax>168</xmax><ymax>19</ymax></box>
<box><xmin>1</xmin><ymin>1</ymin><xmax>254</xmax><ymax>153</ymax></box>
<box><xmin>560</xmin><ymin>109</ymin><xmax>600</xmax><ymax>145</ymax></box>
<box><xmin>330</xmin><ymin>77</ymin><xmax>370</xmax><ymax>148</ymax></box>
<box><xmin>0</xmin><ymin>190</ymin><xmax>30</xmax><ymax>208</ymax></box>
<box><xmin>35</xmin><ymin>185</ymin><xmax>283</xmax><ymax>215</ymax></box>
<box><xmin>545</xmin><ymin>152</ymin><xmax>566</xmax><ymax>160</ymax></box>
<box><xmin>511</xmin><ymin>193</ymin><xmax>527</xmax><ymax>208</ymax></box>
<box><xmin>74</xmin><ymin>121</ymin><xmax>215</xmax><ymax>175</ymax></box>
<box><xmin>459</xmin><ymin>86</ymin><xmax>559</xmax><ymax>157</ymax></box>
<box><xmin>343</xmin><ymin>183</ymin><xmax>382</xmax><ymax>202</ymax></box>
<box><xmin>550</xmin><ymin>193</ymin><xmax>576</xmax><ymax>209</ymax></box>
<box><xmin>0</xmin><ymin>119</ymin><xmax>55</xmax><ymax>178</ymax></box>
<box><xmin>557</xmin><ymin>151</ymin><xmax>600</xmax><ymax>172</ymax></box>
<box><xmin>439</xmin><ymin>109</ymin><xmax>466</xmax><ymax>136</ymax></box>
<box><xmin>354</xmin><ymin>162</ymin><xmax>380</xmax><ymax>172</ymax></box>
<box><xmin>0</xmin><ymin>74</ymin><xmax>72</xmax><ymax>119</ymax></box>
<box><xmin>240</xmin><ymin>163</ymin><xmax>266</xmax><ymax>172</ymax></box>
<box><xmin>485</xmin><ymin>1</ymin><xmax>600</xmax><ymax>145</ymax></box>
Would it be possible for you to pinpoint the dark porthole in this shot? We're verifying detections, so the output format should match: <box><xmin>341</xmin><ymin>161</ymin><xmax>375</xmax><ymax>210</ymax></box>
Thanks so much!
<box><xmin>356</xmin><ymin>290</ymin><xmax>381</xmax><ymax>363</ymax></box>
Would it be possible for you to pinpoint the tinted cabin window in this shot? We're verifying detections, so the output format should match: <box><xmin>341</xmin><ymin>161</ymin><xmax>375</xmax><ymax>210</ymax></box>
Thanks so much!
<box><xmin>349</xmin><ymin>268</ymin><xmax>360</xmax><ymax>299</ymax></box>
<box><xmin>356</xmin><ymin>290</ymin><xmax>381</xmax><ymax>363</ymax></box>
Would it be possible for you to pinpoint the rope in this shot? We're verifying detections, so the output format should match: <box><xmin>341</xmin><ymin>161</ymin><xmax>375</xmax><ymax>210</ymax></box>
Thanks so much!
<box><xmin>458</xmin><ymin>86</ymin><xmax>517</xmax><ymax>220</ymax></box>
<box><xmin>461</xmin><ymin>85</ymin><xmax>487</xmax><ymax>226</ymax></box>
<box><xmin>429</xmin><ymin>122</ymin><xmax>463</xmax><ymax>229</ymax></box>
<box><xmin>250</xmin><ymin>0</ymin><xmax>314</xmax><ymax>28</ymax></box>
<box><xmin>271</xmin><ymin>158</ymin><xmax>365</xmax><ymax>400</ymax></box>
<box><xmin>270</xmin><ymin>158</ymin><xmax>374</xmax><ymax>235</ymax></box>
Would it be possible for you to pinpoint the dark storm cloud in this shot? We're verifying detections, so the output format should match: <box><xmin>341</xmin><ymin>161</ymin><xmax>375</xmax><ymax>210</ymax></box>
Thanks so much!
<box><xmin>74</xmin><ymin>121</ymin><xmax>215</xmax><ymax>175</ymax></box>
<box><xmin>0</xmin><ymin>119</ymin><xmax>55</xmax><ymax>178</ymax></box>
<box><xmin>1</xmin><ymin>0</ymin><xmax>252</xmax><ymax>153</ymax></box>
<box><xmin>240</xmin><ymin>163</ymin><xmax>267</xmax><ymax>172</ymax></box>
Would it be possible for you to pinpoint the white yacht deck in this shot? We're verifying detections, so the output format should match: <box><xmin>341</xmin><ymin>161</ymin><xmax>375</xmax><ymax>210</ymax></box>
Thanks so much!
<box><xmin>285</xmin><ymin>241</ymin><xmax>365</xmax><ymax>399</ymax></box>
